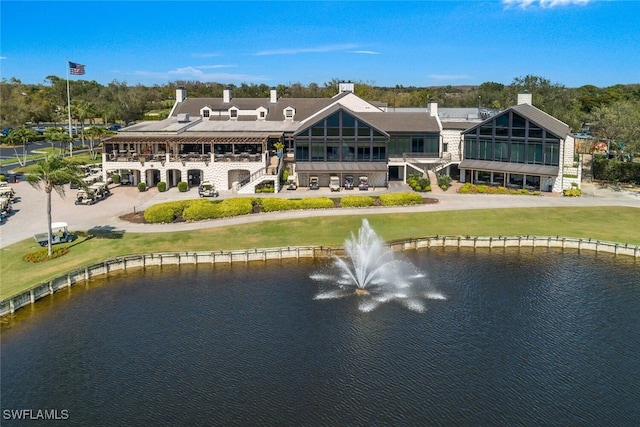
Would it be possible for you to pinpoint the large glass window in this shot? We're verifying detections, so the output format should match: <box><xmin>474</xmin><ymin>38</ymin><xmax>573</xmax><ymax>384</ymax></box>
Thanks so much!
<box><xmin>341</xmin><ymin>141</ymin><xmax>355</xmax><ymax>161</ymax></box>
<box><xmin>296</xmin><ymin>144</ymin><xmax>309</xmax><ymax>161</ymax></box>
<box><xmin>411</xmin><ymin>136</ymin><xmax>424</xmax><ymax>153</ymax></box>
<box><xmin>494</xmin><ymin>141</ymin><xmax>509</xmax><ymax>161</ymax></box>
<box><xmin>358</xmin><ymin>145</ymin><xmax>371</xmax><ymax>161</ymax></box>
<box><xmin>311</xmin><ymin>142</ymin><xmax>324</xmax><ymax>161</ymax></box>
<box><xmin>312</xmin><ymin>125</ymin><xmax>324</xmax><ymax>136</ymax></box>
<box><xmin>426</xmin><ymin>136</ymin><xmax>439</xmax><ymax>154</ymax></box>
<box><xmin>510</xmin><ymin>142</ymin><xmax>525</xmax><ymax>163</ymax></box>
<box><xmin>372</xmin><ymin>143</ymin><xmax>386</xmax><ymax>161</ymax></box>
<box><xmin>464</xmin><ymin>137</ymin><xmax>478</xmax><ymax>159</ymax></box>
<box><xmin>479</xmin><ymin>139</ymin><xmax>492</xmax><ymax>160</ymax></box>
<box><xmin>527</xmin><ymin>142</ymin><xmax>543</xmax><ymax>164</ymax></box>
<box><xmin>544</xmin><ymin>142</ymin><xmax>560</xmax><ymax>166</ymax></box>
<box><xmin>327</xmin><ymin>141</ymin><xmax>339</xmax><ymax>161</ymax></box>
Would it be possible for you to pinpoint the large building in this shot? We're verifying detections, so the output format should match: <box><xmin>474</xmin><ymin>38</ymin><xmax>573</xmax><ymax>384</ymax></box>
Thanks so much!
<box><xmin>101</xmin><ymin>85</ymin><xmax>578</xmax><ymax>193</ymax></box>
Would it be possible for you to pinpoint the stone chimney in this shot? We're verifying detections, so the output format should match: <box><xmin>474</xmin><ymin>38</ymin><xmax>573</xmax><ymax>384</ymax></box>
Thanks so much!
<box><xmin>223</xmin><ymin>88</ymin><xmax>232</xmax><ymax>103</ymax></box>
<box><xmin>427</xmin><ymin>100</ymin><xmax>438</xmax><ymax>117</ymax></box>
<box><xmin>270</xmin><ymin>89</ymin><xmax>277</xmax><ymax>103</ymax></box>
<box><xmin>517</xmin><ymin>92</ymin><xmax>532</xmax><ymax>105</ymax></box>
<box><xmin>176</xmin><ymin>87</ymin><xmax>186</xmax><ymax>103</ymax></box>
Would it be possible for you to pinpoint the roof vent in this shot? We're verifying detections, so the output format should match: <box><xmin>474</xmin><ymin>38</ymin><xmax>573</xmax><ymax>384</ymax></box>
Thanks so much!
<box><xmin>177</xmin><ymin>113</ymin><xmax>190</xmax><ymax>123</ymax></box>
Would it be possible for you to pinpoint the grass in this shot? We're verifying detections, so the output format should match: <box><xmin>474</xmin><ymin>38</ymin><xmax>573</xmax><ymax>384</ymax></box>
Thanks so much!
<box><xmin>1</xmin><ymin>206</ymin><xmax>639</xmax><ymax>300</ymax></box>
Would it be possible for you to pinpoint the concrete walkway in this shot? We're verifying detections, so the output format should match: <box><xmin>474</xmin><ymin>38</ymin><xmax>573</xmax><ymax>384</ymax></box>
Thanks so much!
<box><xmin>1</xmin><ymin>178</ymin><xmax>638</xmax><ymax>248</ymax></box>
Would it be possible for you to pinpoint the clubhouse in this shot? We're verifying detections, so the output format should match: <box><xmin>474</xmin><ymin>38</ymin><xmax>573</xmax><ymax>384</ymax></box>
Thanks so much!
<box><xmin>101</xmin><ymin>84</ymin><xmax>579</xmax><ymax>193</ymax></box>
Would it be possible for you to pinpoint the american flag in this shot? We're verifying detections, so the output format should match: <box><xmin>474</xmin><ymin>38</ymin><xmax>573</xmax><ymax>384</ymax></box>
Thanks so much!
<box><xmin>69</xmin><ymin>61</ymin><xmax>85</xmax><ymax>75</ymax></box>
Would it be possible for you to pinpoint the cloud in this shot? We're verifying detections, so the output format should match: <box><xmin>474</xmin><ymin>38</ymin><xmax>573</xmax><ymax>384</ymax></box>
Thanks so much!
<box><xmin>191</xmin><ymin>52</ymin><xmax>222</xmax><ymax>58</ymax></box>
<box><xmin>129</xmin><ymin>65</ymin><xmax>268</xmax><ymax>82</ymax></box>
<box><xmin>348</xmin><ymin>50</ymin><xmax>380</xmax><ymax>55</ymax></box>
<box><xmin>503</xmin><ymin>0</ymin><xmax>593</xmax><ymax>8</ymax></box>
<box><xmin>254</xmin><ymin>44</ymin><xmax>359</xmax><ymax>56</ymax></box>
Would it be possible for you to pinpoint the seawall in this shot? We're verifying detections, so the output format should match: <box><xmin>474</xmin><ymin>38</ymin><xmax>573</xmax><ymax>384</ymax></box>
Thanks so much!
<box><xmin>2</xmin><ymin>235</ymin><xmax>638</xmax><ymax>317</ymax></box>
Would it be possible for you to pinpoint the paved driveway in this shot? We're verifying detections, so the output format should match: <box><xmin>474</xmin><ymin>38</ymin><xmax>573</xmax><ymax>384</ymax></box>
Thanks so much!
<box><xmin>1</xmin><ymin>179</ymin><xmax>638</xmax><ymax>248</ymax></box>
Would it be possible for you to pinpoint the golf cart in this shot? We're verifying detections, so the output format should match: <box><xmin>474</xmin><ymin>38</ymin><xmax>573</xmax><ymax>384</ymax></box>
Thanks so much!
<box><xmin>343</xmin><ymin>175</ymin><xmax>354</xmax><ymax>190</ymax></box>
<box><xmin>89</xmin><ymin>182</ymin><xmax>110</xmax><ymax>200</ymax></box>
<box><xmin>309</xmin><ymin>176</ymin><xmax>319</xmax><ymax>190</ymax></box>
<box><xmin>358</xmin><ymin>175</ymin><xmax>369</xmax><ymax>191</ymax></box>
<box><xmin>329</xmin><ymin>175</ymin><xmax>340</xmax><ymax>192</ymax></box>
<box><xmin>198</xmin><ymin>181</ymin><xmax>219</xmax><ymax>197</ymax></box>
<box><xmin>0</xmin><ymin>185</ymin><xmax>16</xmax><ymax>201</ymax></box>
<box><xmin>75</xmin><ymin>188</ymin><xmax>97</xmax><ymax>205</ymax></box>
<box><xmin>0</xmin><ymin>197</ymin><xmax>11</xmax><ymax>214</ymax></box>
<box><xmin>286</xmin><ymin>175</ymin><xmax>298</xmax><ymax>190</ymax></box>
<box><xmin>33</xmin><ymin>222</ymin><xmax>75</xmax><ymax>247</ymax></box>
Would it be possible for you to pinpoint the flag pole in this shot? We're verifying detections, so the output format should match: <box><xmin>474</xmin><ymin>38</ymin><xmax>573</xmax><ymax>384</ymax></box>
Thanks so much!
<box><xmin>66</xmin><ymin>61</ymin><xmax>73</xmax><ymax>157</ymax></box>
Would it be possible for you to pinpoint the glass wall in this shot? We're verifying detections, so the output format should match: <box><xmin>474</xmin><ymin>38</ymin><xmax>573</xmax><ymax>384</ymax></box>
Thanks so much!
<box><xmin>464</xmin><ymin>111</ymin><xmax>562</xmax><ymax>167</ymax></box>
<box><xmin>294</xmin><ymin>110</ymin><xmax>387</xmax><ymax>162</ymax></box>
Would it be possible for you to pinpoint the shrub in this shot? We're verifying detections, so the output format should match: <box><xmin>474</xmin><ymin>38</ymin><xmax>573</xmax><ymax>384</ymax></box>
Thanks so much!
<box><xmin>157</xmin><ymin>181</ymin><xmax>167</xmax><ymax>192</ymax></box>
<box><xmin>0</xmin><ymin>174</ymin><xmax>5</xmax><ymax>182</ymax></box>
<box><xmin>406</xmin><ymin>172</ymin><xmax>431</xmax><ymax>192</ymax></box>
<box><xmin>137</xmin><ymin>182</ymin><xmax>147</xmax><ymax>192</ymax></box>
<box><xmin>563</xmin><ymin>188</ymin><xmax>582</xmax><ymax>197</ymax></box>
<box><xmin>437</xmin><ymin>175</ymin><xmax>452</xmax><ymax>191</ymax></box>
<box><xmin>298</xmin><ymin>197</ymin><xmax>334</xmax><ymax>209</ymax></box>
<box><xmin>182</xmin><ymin>199</ymin><xmax>218</xmax><ymax>221</ymax></box>
<box><xmin>593</xmin><ymin>157</ymin><xmax>640</xmax><ymax>184</ymax></box>
<box><xmin>379</xmin><ymin>192</ymin><xmax>423</xmax><ymax>206</ymax></box>
<box><xmin>259</xmin><ymin>198</ymin><xmax>296</xmax><ymax>212</ymax></box>
<box><xmin>23</xmin><ymin>247</ymin><xmax>70</xmax><ymax>263</ymax></box>
<box><xmin>177</xmin><ymin>181</ymin><xmax>188</xmax><ymax>192</ymax></box>
<box><xmin>280</xmin><ymin>169</ymin><xmax>289</xmax><ymax>185</ymax></box>
<box><xmin>214</xmin><ymin>198</ymin><xmax>253</xmax><ymax>218</ymax></box>
<box><xmin>143</xmin><ymin>200</ymin><xmax>192</xmax><ymax>223</ymax></box>
<box><xmin>340</xmin><ymin>195</ymin><xmax>375</xmax><ymax>208</ymax></box>
<box><xmin>111</xmin><ymin>173</ymin><xmax>121</xmax><ymax>184</ymax></box>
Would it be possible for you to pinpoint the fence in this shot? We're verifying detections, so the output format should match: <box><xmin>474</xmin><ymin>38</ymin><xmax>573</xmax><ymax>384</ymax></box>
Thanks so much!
<box><xmin>1</xmin><ymin>236</ymin><xmax>638</xmax><ymax>317</ymax></box>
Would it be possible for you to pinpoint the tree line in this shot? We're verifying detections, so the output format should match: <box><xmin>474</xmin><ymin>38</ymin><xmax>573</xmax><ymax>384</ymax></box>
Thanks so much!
<box><xmin>2</xmin><ymin>74</ymin><xmax>639</xmax><ymax>153</ymax></box>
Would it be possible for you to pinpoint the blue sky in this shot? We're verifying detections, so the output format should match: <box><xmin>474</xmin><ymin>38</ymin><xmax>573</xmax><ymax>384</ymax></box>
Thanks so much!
<box><xmin>1</xmin><ymin>0</ymin><xmax>639</xmax><ymax>88</ymax></box>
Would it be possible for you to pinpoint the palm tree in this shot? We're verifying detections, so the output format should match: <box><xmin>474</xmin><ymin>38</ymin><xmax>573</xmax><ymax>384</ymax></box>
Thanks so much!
<box><xmin>27</xmin><ymin>152</ymin><xmax>85</xmax><ymax>256</ymax></box>
<box><xmin>5</xmin><ymin>127</ymin><xmax>37</xmax><ymax>166</ymax></box>
<box><xmin>43</xmin><ymin>127</ymin><xmax>72</xmax><ymax>156</ymax></box>
<box><xmin>84</xmin><ymin>125</ymin><xmax>108</xmax><ymax>160</ymax></box>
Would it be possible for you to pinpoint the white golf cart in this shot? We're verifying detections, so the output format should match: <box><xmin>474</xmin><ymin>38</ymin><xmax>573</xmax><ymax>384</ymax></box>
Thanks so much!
<box><xmin>329</xmin><ymin>175</ymin><xmax>340</xmax><ymax>192</ymax></box>
<box><xmin>198</xmin><ymin>181</ymin><xmax>219</xmax><ymax>197</ymax></box>
<box><xmin>33</xmin><ymin>222</ymin><xmax>75</xmax><ymax>247</ymax></box>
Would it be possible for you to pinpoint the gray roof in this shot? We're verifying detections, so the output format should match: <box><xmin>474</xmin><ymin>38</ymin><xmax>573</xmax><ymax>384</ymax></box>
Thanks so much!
<box><xmin>172</xmin><ymin>92</ymin><xmax>351</xmax><ymax>123</ymax></box>
<box><xmin>463</xmin><ymin>103</ymin><xmax>570</xmax><ymax>139</ymax></box>
<box><xmin>358</xmin><ymin>112</ymin><xmax>440</xmax><ymax>133</ymax></box>
<box><xmin>459</xmin><ymin>160</ymin><xmax>559</xmax><ymax>176</ymax></box>
<box><xmin>510</xmin><ymin>103</ymin><xmax>570</xmax><ymax>138</ymax></box>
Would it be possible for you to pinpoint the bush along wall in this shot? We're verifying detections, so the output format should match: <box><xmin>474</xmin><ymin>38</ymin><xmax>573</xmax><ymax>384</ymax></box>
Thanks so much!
<box><xmin>157</xmin><ymin>181</ymin><xmax>167</xmax><ymax>192</ymax></box>
<box><xmin>177</xmin><ymin>181</ymin><xmax>188</xmax><ymax>192</ymax></box>
<box><xmin>137</xmin><ymin>182</ymin><xmax>147</xmax><ymax>192</ymax></box>
<box><xmin>592</xmin><ymin>157</ymin><xmax>640</xmax><ymax>184</ymax></box>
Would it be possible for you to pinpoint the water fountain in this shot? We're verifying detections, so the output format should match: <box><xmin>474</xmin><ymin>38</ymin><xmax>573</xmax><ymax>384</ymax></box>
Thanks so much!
<box><xmin>312</xmin><ymin>219</ymin><xmax>445</xmax><ymax>312</ymax></box>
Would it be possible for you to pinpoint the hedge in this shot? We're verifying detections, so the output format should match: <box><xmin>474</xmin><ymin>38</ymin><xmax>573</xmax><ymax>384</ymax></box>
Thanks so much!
<box><xmin>379</xmin><ymin>192</ymin><xmax>423</xmax><ymax>206</ymax></box>
<box><xmin>144</xmin><ymin>200</ymin><xmax>193</xmax><ymax>223</ymax></box>
<box><xmin>257</xmin><ymin>197</ymin><xmax>334</xmax><ymax>212</ymax></box>
<box><xmin>182</xmin><ymin>198</ymin><xmax>253</xmax><ymax>221</ymax></box>
<box><xmin>339</xmin><ymin>195</ymin><xmax>375</xmax><ymax>208</ymax></box>
<box><xmin>592</xmin><ymin>157</ymin><xmax>640</xmax><ymax>184</ymax></box>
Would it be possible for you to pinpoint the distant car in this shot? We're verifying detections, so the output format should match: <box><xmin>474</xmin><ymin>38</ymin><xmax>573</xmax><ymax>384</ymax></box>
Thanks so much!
<box><xmin>32</xmin><ymin>126</ymin><xmax>46</xmax><ymax>135</ymax></box>
<box><xmin>106</xmin><ymin>124</ymin><xmax>122</xmax><ymax>131</ymax></box>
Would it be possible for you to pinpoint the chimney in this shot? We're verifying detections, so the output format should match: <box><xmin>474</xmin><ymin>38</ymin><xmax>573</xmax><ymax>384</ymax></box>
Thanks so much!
<box><xmin>427</xmin><ymin>100</ymin><xmax>438</xmax><ymax>117</ymax></box>
<box><xmin>339</xmin><ymin>82</ymin><xmax>354</xmax><ymax>93</ymax></box>
<box><xmin>270</xmin><ymin>89</ymin><xmax>277</xmax><ymax>103</ymax></box>
<box><xmin>517</xmin><ymin>92</ymin><xmax>532</xmax><ymax>105</ymax></box>
<box><xmin>223</xmin><ymin>88</ymin><xmax>232</xmax><ymax>103</ymax></box>
<box><xmin>176</xmin><ymin>87</ymin><xmax>186</xmax><ymax>103</ymax></box>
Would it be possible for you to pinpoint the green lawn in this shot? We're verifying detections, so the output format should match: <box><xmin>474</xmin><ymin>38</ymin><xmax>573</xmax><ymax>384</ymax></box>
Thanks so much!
<box><xmin>1</xmin><ymin>206</ymin><xmax>639</xmax><ymax>300</ymax></box>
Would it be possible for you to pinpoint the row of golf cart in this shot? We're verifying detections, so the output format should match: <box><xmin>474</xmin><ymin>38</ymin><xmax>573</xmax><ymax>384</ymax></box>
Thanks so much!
<box><xmin>0</xmin><ymin>181</ymin><xmax>17</xmax><ymax>222</ymax></box>
<box><xmin>307</xmin><ymin>175</ymin><xmax>369</xmax><ymax>191</ymax></box>
<box><xmin>75</xmin><ymin>182</ymin><xmax>111</xmax><ymax>205</ymax></box>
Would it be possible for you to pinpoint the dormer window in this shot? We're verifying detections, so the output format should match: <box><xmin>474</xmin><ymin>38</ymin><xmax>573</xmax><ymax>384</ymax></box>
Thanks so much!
<box><xmin>284</xmin><ymin>107</ymin><xmax>294</xmax><ymax>121</ymax></box>
<box><xmin>257</xmin><ymin>106</ymin><xmax>267</xmax><ymax>121</ymax></box>
<box><xmin>229</xmin><ymin>107</ymin><xmax>238</xmax><ymax>120</ymax></box>
<box><xmin>202</xmin><ymin>108</ymin><xmax>210</xmax><ymax>118</ymax></box>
